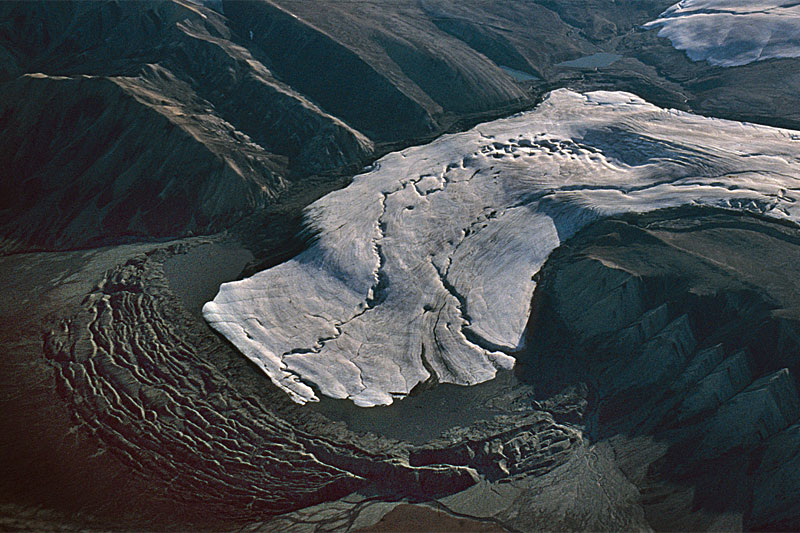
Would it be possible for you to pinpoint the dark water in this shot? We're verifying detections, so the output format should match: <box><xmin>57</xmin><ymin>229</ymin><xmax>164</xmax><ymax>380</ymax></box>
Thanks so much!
<box><xmin>312</xmin><ymin>369</ymin><xmax>521</xmax><ymax>444</ymax></box>
<box><xmin>558</xmin><ymin>52</ymin><xmax>622</xmax><ymax>68</ymax></box>
<box><xmin>499</xmin><ymin>65</ymin><xmax>539</xmax><ymax>82</ymax></box>
<box><xmin>163</xmin><ymin>242</ymin><xmax>253</xmax><ymax>315</ymax></box>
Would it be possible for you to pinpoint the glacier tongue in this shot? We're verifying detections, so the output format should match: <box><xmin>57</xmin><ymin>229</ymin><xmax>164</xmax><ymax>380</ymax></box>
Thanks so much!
<box><xmin>203</xmin><ymin>89</ymin><xmax>800</xmax><ymax>407</ymax></box>
<box><xmin>645</xmin><ymin>0</ymin><xmax>800</xmax><ymax>67</ymax></box>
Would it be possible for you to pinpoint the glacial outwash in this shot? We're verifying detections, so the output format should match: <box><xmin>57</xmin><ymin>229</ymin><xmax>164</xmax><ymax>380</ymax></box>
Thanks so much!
<box><xmin>204</xmin><ymin>89</ymin><xmax>800</xmax><ymax>407</ymax></box>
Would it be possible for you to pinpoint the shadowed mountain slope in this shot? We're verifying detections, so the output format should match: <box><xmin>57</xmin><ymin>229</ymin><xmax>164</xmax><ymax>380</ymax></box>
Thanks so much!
<box><xmin>0</xmin><ymin>0</ymin><xmax>373</xmax><ymax>250</ymax></box>
<box><xmin>0</xmin><ymin>70</ymin><xmax>286</xmax><ymax>250</ymax></box>
<box><xmin>4</xmin><ymin>0</ymin><xmax>800</xmax><ymax>250</ymax></box>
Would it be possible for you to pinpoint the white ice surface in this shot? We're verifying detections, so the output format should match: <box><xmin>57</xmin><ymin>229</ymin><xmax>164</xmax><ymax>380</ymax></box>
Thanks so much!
<box><xmin>645</xmin><ymin>0</ymin><xmax>800</xmax><ymax>66</ymax></box>
<box><xmin>204</xmin><ymin>89</ymin><xmax>800</xmax><ymax>406</ymax></box>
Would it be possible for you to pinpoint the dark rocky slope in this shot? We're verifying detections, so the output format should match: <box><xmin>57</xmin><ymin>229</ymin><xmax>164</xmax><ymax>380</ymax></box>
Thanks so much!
<box><xmin>520</xmin><ymin>207</ymin><xmax>800</xmax><ymax>531</ymax></box>
<box><xmin>3</xmin><ymin>0</ymin><xmax>800</xmax><ymax>250</ymax></box>
<box><xmin>0</xmin><ymin>71</ymin><xmax>286</xmax><ymax>251</ymax></box>
<box><xmin>0</xmin><ymin>0</ymin><xmax>373</xmax><ymax>250</ymax></box>
<box><xmin>223</xmin><ymin>0</ymin><xmax>531</xmax><ymax>142</ymax></box>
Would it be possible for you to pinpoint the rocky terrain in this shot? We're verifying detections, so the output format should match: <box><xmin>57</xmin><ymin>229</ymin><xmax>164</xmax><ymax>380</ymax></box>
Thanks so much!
<box><xmin>4</xmin><ymin>0</ymin><xmax>800</xmax><ymax>250</ymax></box>
<box><xmin>3</xmin><ymin>0</ymin><xmax>800</xmax><ymax>531</ymax></box>
<box><xmin>0</xmin><ymin>0</ymin><xmax>372</xmax><ymax>251</ymax></box>
<box><xmin>522</xmin><ymin>208</ymin><xmax>800</xmax><ymax>531</ymax></box>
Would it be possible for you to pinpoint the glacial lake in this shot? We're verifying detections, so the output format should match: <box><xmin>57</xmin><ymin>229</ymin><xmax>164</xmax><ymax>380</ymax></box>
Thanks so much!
<box><xmin>558</xmin><ymin>52</ymin><xmax>622</xmax><ymax>68</ymax></box>
<box><xmin>164</xmin><ymin>241</ymin><xmax>253</xmax><ymax>315</ymax></box>
<box><xmin>312</xmin><ymin>369</ymin><xmax>522</xmax><ymax>444</ymax></box>
<box><xmin>499</xmin><ymin>65</ymin><xmax>539</xmax><ymax>82</ymax></box>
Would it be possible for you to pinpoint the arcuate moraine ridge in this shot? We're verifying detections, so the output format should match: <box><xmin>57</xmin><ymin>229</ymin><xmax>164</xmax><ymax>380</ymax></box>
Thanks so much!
<box><xmin>203</xmin><ymin>89</ymin><xmax>800</xmax><ymax>407</ymax></box>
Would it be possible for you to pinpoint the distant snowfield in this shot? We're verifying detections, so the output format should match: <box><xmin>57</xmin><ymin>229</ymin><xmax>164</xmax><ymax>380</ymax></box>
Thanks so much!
<box><xmin>645</xmin><ymin>0</ymin><xmax>800</xmax><ymax>66</ymax></box>
<box><xmin>204</xmin><ymin>89</ymin><xmax>800</xmax><ymax>407</ymax></box>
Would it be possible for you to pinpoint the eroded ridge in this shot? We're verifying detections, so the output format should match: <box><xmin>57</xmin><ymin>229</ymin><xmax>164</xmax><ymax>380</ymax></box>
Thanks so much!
<box><xmin>204</xmin><ymin>89</ymin><xmax>800</xmax><ymax>407</ymax></box>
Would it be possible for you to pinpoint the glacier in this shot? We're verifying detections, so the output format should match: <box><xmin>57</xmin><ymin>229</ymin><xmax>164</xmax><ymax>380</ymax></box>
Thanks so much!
<box><xmin>203</xmin><ymin>89</ymin><xmax>800</xmax><ymax>407</ymax></box>
<box><xmin>645</xmin><ymin>0</ymin><xmax>800</xmax><ymax>67</ymax></box>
